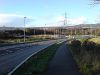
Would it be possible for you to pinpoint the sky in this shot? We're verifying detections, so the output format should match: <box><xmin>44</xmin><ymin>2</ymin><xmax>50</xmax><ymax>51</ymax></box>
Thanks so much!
<box><xmin>0</xmin><ymin>0</ymin><xmax>100</xmax><ymax>27</ymax></box>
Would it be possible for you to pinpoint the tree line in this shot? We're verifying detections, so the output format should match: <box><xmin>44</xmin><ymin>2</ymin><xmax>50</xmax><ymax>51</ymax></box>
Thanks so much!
<box><xmin>0</xmin><ymin>27</ymin><xmax>100</xmax><ymax>39</ymax></box>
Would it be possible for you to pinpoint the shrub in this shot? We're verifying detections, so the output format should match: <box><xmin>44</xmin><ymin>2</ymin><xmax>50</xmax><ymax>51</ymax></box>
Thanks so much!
<box><xmin>71</xmin><ymin>40</ymin><xmax>81</xmax><ymax>54</ymax></box>
<box><xmin>82</xmin><ymin>40</ymin><xmax>96</xmax><ymax>52</ymax></box>
<box><xmin>69</xmin><ymin>39</ymin><xmax>100</xmax><ymax>75</ymax></box>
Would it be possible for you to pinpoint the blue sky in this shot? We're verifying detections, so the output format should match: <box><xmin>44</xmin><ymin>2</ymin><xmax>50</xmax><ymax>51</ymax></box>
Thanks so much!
<box><xmin>0</xmin><ymin>0</ymin><xmax>100</xmax><ymax>27</ymax></box>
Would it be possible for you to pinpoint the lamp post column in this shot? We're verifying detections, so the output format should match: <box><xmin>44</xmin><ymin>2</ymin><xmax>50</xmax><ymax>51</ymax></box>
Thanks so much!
<box><xmin>24</xmin><ymin>17</ymin><xmax>26</xmax><ymax>42</ymax></box>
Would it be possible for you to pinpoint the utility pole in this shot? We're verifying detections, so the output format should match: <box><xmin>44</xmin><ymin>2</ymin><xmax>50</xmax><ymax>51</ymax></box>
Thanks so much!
<box><xmin>34</xmin><ymin>28</ymin><xmax>36</xmax><ymax>38</ymax></box>
<box><xmin>44</xmin><ymin>24</ymin><xmax>46</xmax><ymax>39</ymax></box>
<box><xmin>24</xmin><ymin>17</ymin><xmax>26</xmax><ymax>42</ymax></box>
<box><xmin>34</xmin><ymin>28</ymin><xmax>35</xmax><ymax>35</ymax></box>
<box><xmin>95</xmin><ymin>28</ymin><xmax>97</xmax><ymax>38</ymax></box>
<box><xmin>54</xmin><ymin>28</ymin><xmax>55</xmax><ymax>39</ymax></box>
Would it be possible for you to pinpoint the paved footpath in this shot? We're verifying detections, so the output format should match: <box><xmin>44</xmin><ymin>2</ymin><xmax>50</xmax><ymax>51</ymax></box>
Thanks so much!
<box><xmin>43</xmin><ymin>42</ymin><xmax>83</xmax><ymax>75</ymax></box>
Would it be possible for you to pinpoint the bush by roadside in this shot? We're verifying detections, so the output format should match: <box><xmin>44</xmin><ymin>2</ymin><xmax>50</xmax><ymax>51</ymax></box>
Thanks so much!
<box><xmin>69</xmin><ymin>39</ymin><xmax>100</xmax><ymax>75</ymax></box>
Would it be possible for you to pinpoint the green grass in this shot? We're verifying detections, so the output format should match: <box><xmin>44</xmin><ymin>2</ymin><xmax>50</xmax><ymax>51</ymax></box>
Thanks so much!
<box><xmin>0</xmin><ymin>38</ymin><xmax>49</xmax><ymax>47</ymax></box>
<box><xmin>11</xmin><ymin>41</ymin><xmax>64</xmax><ymax>75</ymax></box>
<box><xmin>89</xmin><ymin>37</ymin><xmax>100</xmax><ymax>44</ymax></box>
<box><xmin>0</xmin><ymin>34</ymin><xmax>58</xmax><ymax>47</ymax></box>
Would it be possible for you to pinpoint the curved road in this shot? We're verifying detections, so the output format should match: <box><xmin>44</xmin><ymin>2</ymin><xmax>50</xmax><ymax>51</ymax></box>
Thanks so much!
<box><xmin>0</xmin><ymin>40</ymin><xmax>60</xmax><ymax>75</ymax></box>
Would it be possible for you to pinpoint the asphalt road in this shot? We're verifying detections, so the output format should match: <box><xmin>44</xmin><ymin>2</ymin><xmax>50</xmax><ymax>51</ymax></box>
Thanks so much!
<box><xmin>43</xmin><ymin>42</ymin><xmax>82</xmax><ymax>75</ymax></box>
<box><xmin>0</xmin><ymin>40</ymin><xmax>58</xmax><ymax>75</ymax></box>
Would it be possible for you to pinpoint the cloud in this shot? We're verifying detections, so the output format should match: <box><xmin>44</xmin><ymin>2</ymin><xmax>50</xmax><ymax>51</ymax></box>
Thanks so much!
<box><xmin>56</xmin><ymin>16</ymin><xmax>65</xmax><ymax>21</ymax></box>
<box><xmin>95</xmin><ymin>15</ymin><xmax>100</xmax><ymax>23</ymax></box>
<box><xmin>0</xmin><ymin>13</ymin><xmax>87</xmax><ymax>27</ymax></box>
<box><xmin>35</xmin><ymin>16</ymin><xmax>87</xmax><ymax>27</ymax></box>
<box><xmin>68</xmin><ymin>16</ymin><xmax>87</xmax><ymax>25</ymax></box>
<box><xmin>0</xmin><ymin>13</ymin><xmax>33</xmax><ymax>27</ymax></box>
<box><xmin>54</xmin><ymin>16</ymin><xmax>87</xmax><ymax>25</ymax></box>
<box><xmin>92</xmin><ymin>0</ymin><xmax>100</xmax><ymax>4</ymax></box>
<box><xmin>96</xmin><ymin>15</ymin><xmax>100</xmax><ymax>19</ymax></box>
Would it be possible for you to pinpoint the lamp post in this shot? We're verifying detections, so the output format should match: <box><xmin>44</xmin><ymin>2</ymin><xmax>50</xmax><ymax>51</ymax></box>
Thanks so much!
<box><xmin>24</xmin><ymin>17</ymin><xmax>26</xmax><ymax>42</ymax></box>
<box><xmin>44</xmin><ymin>24</ymin><xmax>46</xmax><ymax>39</ymax></box>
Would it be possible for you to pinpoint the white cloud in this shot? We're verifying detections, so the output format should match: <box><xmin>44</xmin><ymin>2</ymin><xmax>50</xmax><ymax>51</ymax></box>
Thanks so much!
<box><xmin>68</xmin><ymin>16</ymin><xmax>87</xmax><ymax>25</ymax></box>
<box><xmin>0</xmin><ymin>13</ymin><xmax>33</xmax><ymax>27</ymax></box>
<box><xmin>96</xmin><ymin>15</ymin><xmax>100</xmax><ymax>19</ymax></box>
<box><xmin>95</xmin><ymin>15</ymin><xmax>100</xmax><ymax>23</ymax></box>
<box><xmin>0</xmin><ymin>13</ymin><xmax>87</xmax><ymax>27</ymax></box>
<box><xmin>55</xmin><ymin>16</ymin><xmax>65</xmax><ymax>22</ymax></box>
<box><xmin>46</xmin><ymin>16</ymin><xmax>87</xmax><ymax>26</ymax></box>
<box><xmin>58</xmin><ymin>16</ymin><xmax>87</xmax><ymax>24</ymax></box>
<box><xmin>35</xmin><ymin>16</ymin><xmax>87</xmax><ymax>27</ymax></box>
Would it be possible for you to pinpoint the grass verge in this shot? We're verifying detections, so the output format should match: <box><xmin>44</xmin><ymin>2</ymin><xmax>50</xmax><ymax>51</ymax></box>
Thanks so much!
<box><xmin>89</xmin><ymin>37</ymin><xmax>100</xmax><ymax>44</ymax></box>
<box><xmin>11</xmin><ymin>41</ymin><xmax>64</xmax><ymax>75</ymax></box>
<box><xmin>0</xmin><ymin>38</ymin><xmax>49</xmax><ymax>47</ymax></box>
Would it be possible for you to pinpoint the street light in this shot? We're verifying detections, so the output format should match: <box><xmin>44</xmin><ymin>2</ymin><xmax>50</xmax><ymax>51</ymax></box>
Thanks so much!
<box><xmin>44</xmin><ymin>24</ymin><xmax>46</xmax><ymax>39</ymax></box>
<box><xmin>24</xmin><ymin>17</ymin><xmax>26</xmax><ymax>42</ymax></box>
